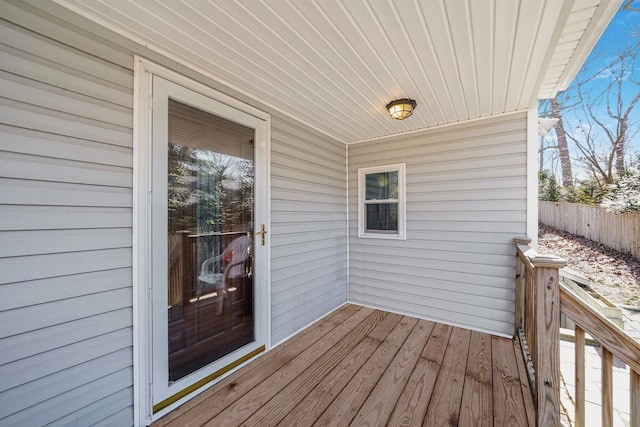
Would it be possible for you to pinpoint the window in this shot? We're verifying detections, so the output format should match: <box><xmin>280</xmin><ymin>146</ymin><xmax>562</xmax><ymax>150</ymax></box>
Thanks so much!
<box><xmin>358</xmin><ymin>164</ymin><xmax>406</xmax><ymax>239</ymax></box>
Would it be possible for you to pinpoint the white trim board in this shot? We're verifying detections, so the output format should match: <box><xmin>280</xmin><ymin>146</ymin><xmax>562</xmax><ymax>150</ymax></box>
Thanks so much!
<box><xmin>526</xmin><ymin>107</ymin><xmax>539</xmax><ymax>248</ymax></box>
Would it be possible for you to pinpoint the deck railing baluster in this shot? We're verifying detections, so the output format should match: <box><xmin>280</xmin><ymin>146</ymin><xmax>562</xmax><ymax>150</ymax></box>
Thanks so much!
<box><xmin>574</xmin><ymin>326</ymin><xmax>585</xmax><ymax>427</ymax></box>
<box><xmin>516</xmin><ymin>237</ymin><xmax>640</xmax><ymax>427</ymax></box>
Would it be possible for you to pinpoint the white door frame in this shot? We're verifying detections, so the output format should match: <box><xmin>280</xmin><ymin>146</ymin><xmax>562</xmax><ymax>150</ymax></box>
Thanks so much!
<box><xmin>133</xmin><ymin>57</ymin><xmax>271</xmax><ymax>426</ymax></box>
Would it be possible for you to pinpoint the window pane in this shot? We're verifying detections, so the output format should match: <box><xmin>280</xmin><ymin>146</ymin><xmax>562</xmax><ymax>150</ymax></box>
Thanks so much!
<box><xmin>365</xmin><ymin>171</ymin><xmax>398</xmax><ymax>200</ymax></box>
<box><xmin>366</xmin><ymin>203</ymin><xmax>398</xmax><ymax>231</ymax></box>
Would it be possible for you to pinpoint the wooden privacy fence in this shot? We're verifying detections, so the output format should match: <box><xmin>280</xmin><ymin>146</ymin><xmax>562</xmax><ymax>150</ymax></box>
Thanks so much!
<box><xmin>539</xmin><ymin>201</ymin><xmax>640</xmax><ymax>258</ymax></box>
<box><xmin>515</xmin><ymin>238</ymin><xmax>640</xmax><ymax>427</ymax></box>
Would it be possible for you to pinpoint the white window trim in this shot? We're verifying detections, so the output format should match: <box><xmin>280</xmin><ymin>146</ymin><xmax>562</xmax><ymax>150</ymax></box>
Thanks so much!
<box><xmin>357</xmin><ymin>163</ymin><xmax>406</xmax><ymax>240</ymax></box>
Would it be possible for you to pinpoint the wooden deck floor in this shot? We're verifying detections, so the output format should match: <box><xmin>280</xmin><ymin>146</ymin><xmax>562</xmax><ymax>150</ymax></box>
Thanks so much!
<box><xmin>154</xmin><ymin>304</ymin><xmax>535</xmax><ymax>426</ymax></box>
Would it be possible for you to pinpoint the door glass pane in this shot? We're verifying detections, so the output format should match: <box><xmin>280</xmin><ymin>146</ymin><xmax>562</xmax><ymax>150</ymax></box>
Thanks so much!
<box><xmin>166</xmin><ymin>99</ymin><xmax>255</xmax><ymax>382</ymax></box>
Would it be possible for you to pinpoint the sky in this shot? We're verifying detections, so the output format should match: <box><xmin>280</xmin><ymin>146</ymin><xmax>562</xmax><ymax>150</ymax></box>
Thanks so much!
<box><xmin>538</xmin><ymin>1</ymin><xmax>640</xmax><ymax>181</ymax></box>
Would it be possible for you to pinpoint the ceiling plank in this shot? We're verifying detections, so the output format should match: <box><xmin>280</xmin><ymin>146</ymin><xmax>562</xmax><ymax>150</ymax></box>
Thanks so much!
<box><xmin>50</xmin><ymin>0</ymin><xmax>621</xmax><ymax>143</ymax></box>
<box><xmin>444</xmin><ymin>0</ymin><xmax>480</xmax><ymax>119</ymax></box>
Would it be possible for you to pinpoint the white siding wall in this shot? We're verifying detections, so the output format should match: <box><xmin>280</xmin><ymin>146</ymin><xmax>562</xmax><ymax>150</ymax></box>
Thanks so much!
<box><xmin>348</xmin><ymin>113</ymin><xmax>528</xmax><ymax>337</ymax></box>
<box><xmin>0</xmin><ymin>1</ymin><xmax>135</xmax><ymax>425</ymax></box>
<box><xmin>0</xmin><ymin>1</ymin><xmax>348</xmax><ymax>423</ymax></box>
<box><xmin>270</xmin><ymin>117</ymin><xmax>348</xmax><ymax>345</ymax></box>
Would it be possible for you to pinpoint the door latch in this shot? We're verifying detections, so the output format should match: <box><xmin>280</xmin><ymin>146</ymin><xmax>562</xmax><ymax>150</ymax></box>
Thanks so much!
<box><xmin>256</xmin><ymin>224</ymin><xmax>267</xmax><ymax>246</ymax></box>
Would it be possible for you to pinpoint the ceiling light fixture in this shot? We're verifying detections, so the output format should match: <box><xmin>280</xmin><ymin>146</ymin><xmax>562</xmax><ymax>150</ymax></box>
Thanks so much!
<box><xmin>537</xmin><ymin>117</ymin><xmax>559</xmax><ymax>137</ymax></box>
<box><xmin>386</xmin><ymin>98</ymin><xmax>417</xmax><ymax>120</ymax></box>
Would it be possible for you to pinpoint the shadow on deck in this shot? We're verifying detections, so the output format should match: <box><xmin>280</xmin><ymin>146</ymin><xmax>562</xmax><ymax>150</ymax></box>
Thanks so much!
<box><xmin>153</xmin><ymin>303</ymin><xmax>534</xmax><ymax>426</ymax></box>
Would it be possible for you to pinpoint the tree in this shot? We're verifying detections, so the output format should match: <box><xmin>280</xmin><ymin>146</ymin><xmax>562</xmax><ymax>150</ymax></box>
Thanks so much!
<box><xmin>550</xmin><ymin>97</ymin><xmax>574</xmax><ymax>187</ymax></box>
<box><xmin>578</xmin><ymin>45</ymin><xmax>640</xmax><ymax>178</ymax></box>
<box><xmin>538</xmin><ymin>171</ymin><xmax>562</xmax><ymax>202</ymax></box>
<box><xmin>622</xmin><ymin>0</ymin><xmax>640</xmax><ymax>12</ymax></box>
<box><xmin>601</xmin><ymin>159</ymin><xmax>640</xmax><ymax>212</ymax></box>
<box><xmin>543</xmin><ymin>42</ymin><xmax>640</xmax><ymax>185</ymax></box>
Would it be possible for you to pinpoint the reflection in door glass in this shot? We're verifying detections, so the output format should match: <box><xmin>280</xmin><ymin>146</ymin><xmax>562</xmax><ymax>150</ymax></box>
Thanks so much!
<box><xmin>166</xmin><ymin>99</ymin><xmax>255</xmax><ymax>382</ymax></box>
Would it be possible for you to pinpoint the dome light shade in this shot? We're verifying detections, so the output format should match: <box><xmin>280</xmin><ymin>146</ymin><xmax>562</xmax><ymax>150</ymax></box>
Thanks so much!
<box><xmin>537</xmin><ymin>117</ymin><xmax>559</xmax><ymax>137</ymax></box>
<box><xmin>386</xmin><ymin>98</ymin><xmax>417</xmax><ymax>120</ymax></box>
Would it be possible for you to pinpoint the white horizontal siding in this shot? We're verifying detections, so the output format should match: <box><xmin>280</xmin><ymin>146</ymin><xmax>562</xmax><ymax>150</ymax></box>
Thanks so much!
<box><xmin>0</xmin><ymin>125</ymin><xmax>132</xmax><ymax>168</ymax></box>
<box><xmin>0</xmin><ymin>228</ymin><xmax>132</xmax><ymax>258</ymax></box>
<box><xmin>49</xmin><ymin>388</ymin><xmax>134</xmax><ymax>427</ymax></box>
<box><xmin>0</xmin><ymin>2</ymin><xmax>134</xmax><ymax>425</ymax></box>
<box><xmin>0</xmin><ymin>308</ymin><xmax>132</xmax><ymax>365</ymax></box>
<box><xmin>1</xmin><ymin>1</ymin><xmax>351</xmax><ymax>422</ymax></box>
<box><xmin>269</xmin><ymin>117</ymin><xmax>348</xmax><ymax>344</ymax></box>
<box><xmin>0</xmin><ymin>43</ymin><xmax>132</xmax><ymax>108</ymax></box>
<box><xmin>0</xmin><ymin>69</ymin><xmax>132</xmax><ymax>127</ymax></box>
<box><xmin>1</xmin><ymin>151</ymin><xmax>132</xmax><ymax>187</ymax></box>
<box><xmin>0</xmin><ymin>328</ymin><xmax>131</xmax><ymax>395</ymax></box>
<box><xmin>0</xmin><ymin>97</ymin><xmax>132</xmax><ymax>147</ymax></box>
<box><xmin>348</xmin><ymin>112</ymin><xmax>528</xmax><ymax>337</ymax></box>
<box><xmin>1</xmin><ymin>367</ymin><xmax>133</xmax><ymax>427</ymax></box>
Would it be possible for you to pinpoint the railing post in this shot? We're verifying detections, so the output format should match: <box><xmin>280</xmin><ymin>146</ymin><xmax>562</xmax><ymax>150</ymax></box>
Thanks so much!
<box><xmin>530</xmin><ymin>254</ymin><xmax>566</xmax><ymax>427</ymax></box>
<box><xmin>513</xmin><ymin>237</ymin><xmax>532</xmax><ymax>332</ymax></box>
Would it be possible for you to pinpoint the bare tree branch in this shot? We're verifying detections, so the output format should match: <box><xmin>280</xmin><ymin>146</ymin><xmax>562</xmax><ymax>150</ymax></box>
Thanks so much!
<box><xmin>621</xmin><ymin>0</ymin><xmax>640</xmax><ymax>11</ymax></box>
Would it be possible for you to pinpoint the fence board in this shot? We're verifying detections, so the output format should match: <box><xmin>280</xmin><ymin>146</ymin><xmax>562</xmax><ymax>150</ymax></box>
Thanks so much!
<box><xmin>539</xmin><ymin>201</ymin><xmax>640</xmax><ymax>258</ymax></box>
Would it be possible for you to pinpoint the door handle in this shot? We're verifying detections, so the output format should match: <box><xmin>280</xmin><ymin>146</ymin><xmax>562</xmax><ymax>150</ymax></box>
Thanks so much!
<box><xmin>255</xmin><ymin>224</ymin><xmax>267</xmax><ymax>246</ymax></box>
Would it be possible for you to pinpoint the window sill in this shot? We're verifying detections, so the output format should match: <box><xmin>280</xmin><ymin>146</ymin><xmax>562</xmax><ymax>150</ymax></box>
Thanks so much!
<box><xmin>357</xmin><ymin>233</ymin><xmax>406</xmax><ymax>240</ymax></box>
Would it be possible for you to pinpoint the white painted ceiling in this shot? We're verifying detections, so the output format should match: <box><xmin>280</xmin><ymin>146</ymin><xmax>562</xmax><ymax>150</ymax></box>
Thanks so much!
<box><xmin>56</xmin><ymin>0</ymin><xmax>621</xmax><ymax>144</ymax></box>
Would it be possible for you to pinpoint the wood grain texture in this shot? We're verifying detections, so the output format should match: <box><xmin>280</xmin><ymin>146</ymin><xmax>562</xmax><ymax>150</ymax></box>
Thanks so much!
<box><xmin>351</xmin><ymin>319</ymin><xmax>435</xmax><ymax>426</ymax></box>
<box><xmin>533</xmin><ymin>265</ymin><xmax>561</xmax><ymax>427</ymax></box>
<box><xmin>631</xmin><ymin>370</ymin><xmax>639</xmax><ymax>427</ymax></box>
<box><xmin>422</xmin><ymin>327</ymin><xmax>472</xmax><ymax>426</ymax></box>
<box><xmin>515</xmin><ymin>254</ymin><xmax>525</xmax><ymax>331</ymax></box>
<box><xmin>387</xmin><ymin>322</ymin><xmax>453</xmax><ymax>426</ymax></box>
<box><xmin>236</xmin><ymin>310</ymin><xmax>392</xmax><ymax>427</ymax></box>
<box><xmin>153</xmin><ymin>305</ymin><xmax>535</xmax><ymax>427</ymax></box>
<box><xmin>524</xmin><ymin>263</ymin><xmax>536</xmax><ymax>357</ymax></box>
<box><xmin>203</xmin><ymin>307</ymin><xmax>378</xmax><ymax>426</ymax></box>
<box><xmin>314</xmin><ymin>316</ymin><xmax>419</xmax><ymax>427</ymax></box>
<box><xmin>513</xmin><ymin>339</ymin><xmax>536</xmax><ymax>427</ymax></box>
<box><xmin>560</xmin><ymin>284</ymin><xmax>640</xmax><ymax>374</ymax></box>
<box><xmin>154</xmin><ymin>304</ymin><xmax>361</xmax><ymax>427</ymax></box>
<box><xmin>575</xmin><ymin>326</ymin><xmax>586</xmax><ymax>427</ymax></box>
<box><xmin>601</xmin><ymin>348</ymin><xmax>613</xmax><ymax>427</ymax></box>
<box><xmin>459</xmin><ymin>331</ymin><xmax>493</xmax><ymax>427</ymax></box>
<box><xmin>277</xmin><ymin>337</ymin><xmax>380</xmax><ymax>426</ymax></box>
<box><xmin>492</xmin><ymin>335</ymin><xmax>530</xmax><ymax>427</ymax></box>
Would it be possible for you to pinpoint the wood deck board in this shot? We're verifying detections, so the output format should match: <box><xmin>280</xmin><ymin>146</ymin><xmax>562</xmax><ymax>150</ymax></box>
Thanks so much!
<box><xmin>459</xmin><ymin>330</ymin><xmax>493</xmax><ymax>427</ymax></box>
<box><xmin>423</xmin><ymin>326</ymin><xmax>472</xmax><ymax>426</ymax></box>
<box><xmin>237</xmin><ymin>310</ymin><xmax>391</xmax><ymax>426</ymax></box>
<box><xmin>203</xmin><ymin>307</ymin><xmax>378</xmax><ymax>426</ymax></box>
<box><xmin>279</xmin><ymin>313</ymin><xmax>404</xmax><ymax>427</ymax></box>
<box><xmin>351</xmin><ymin>319</ymin><xmax>435</xmax><ymax>426</ymax></box>
<box><xmin>513</xmin><ymin>339</ymin><xmax>536</xmax><ymax>427</ymax></box>
<box><xmin>156</xmin><ymin>303</ymin><xmax>363</xmax><ymax>427</ymax></box>
<box><xmin>492</xmin><ymin>335</ymin><xmax>530</xmax><ymax>426</ymax></box>
<box><xmin>153</xmin><ymin>304</ymin><xmax>535</xmax><ymax>427</ymax></box>
<box><xmin>387</xmin><ymin>322</ymin><xmax>453</xmax><ymax>426</ymax></box>
<box><xmin>315</xmin><ymin>316</ymin><xmax>420</xmax><ymax>427</ymax></box>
